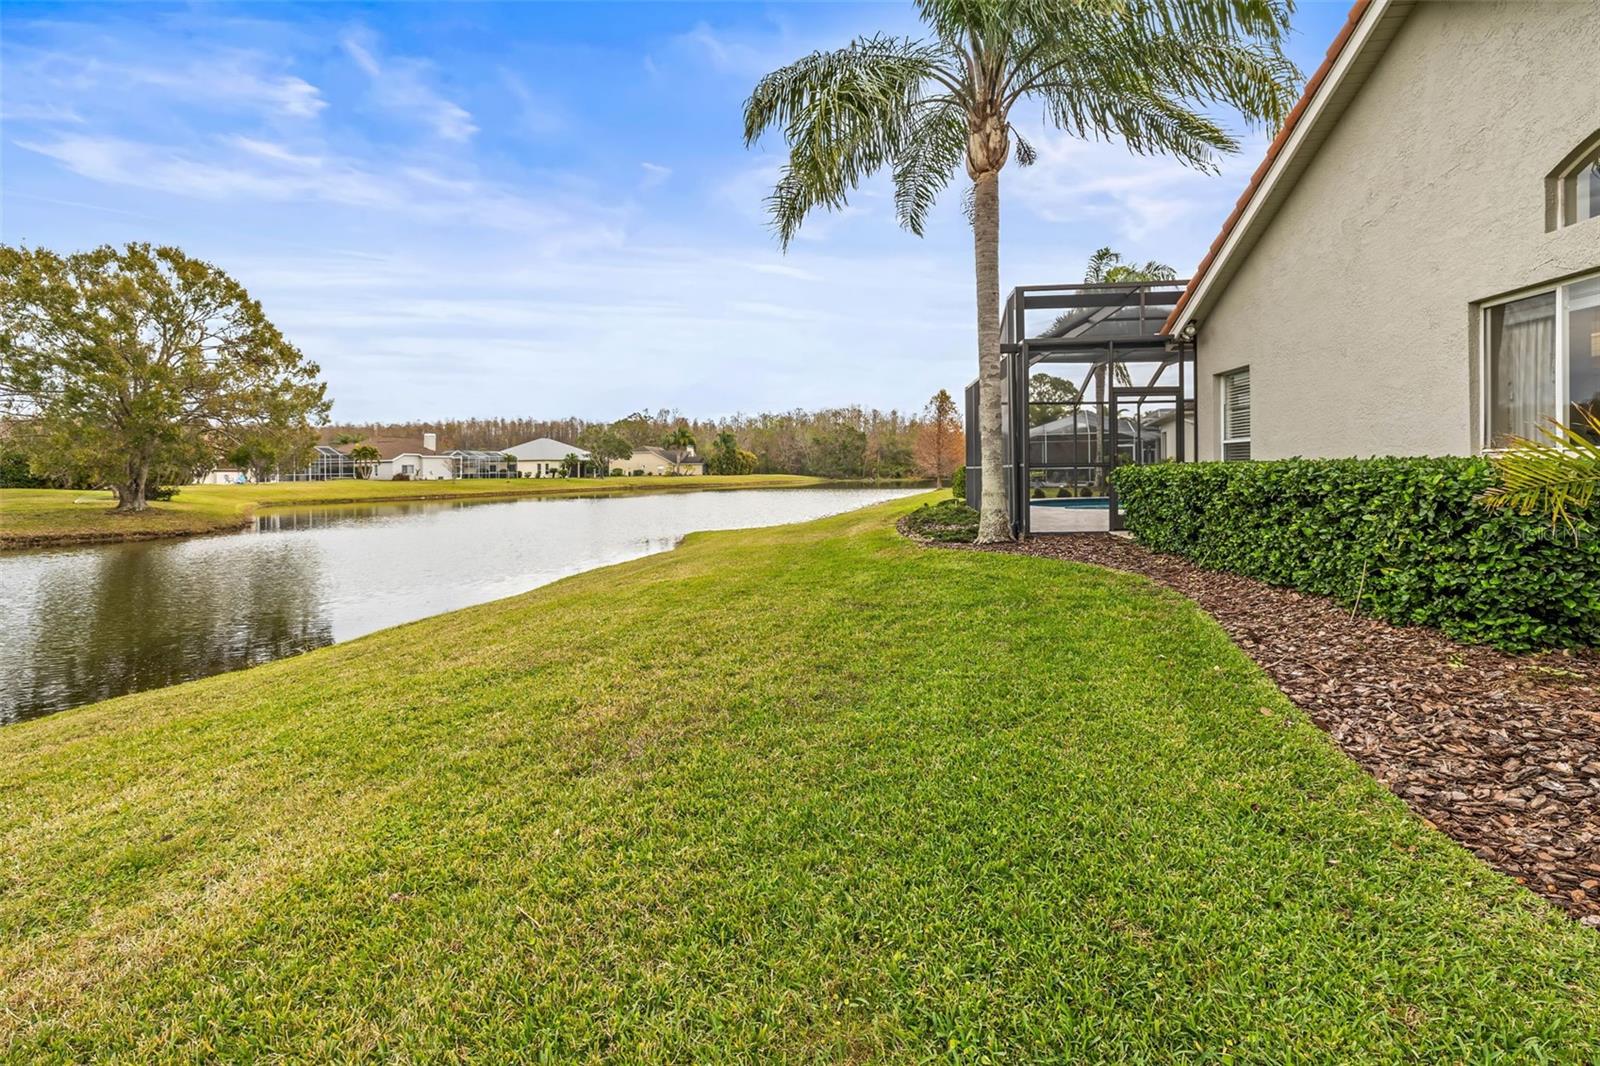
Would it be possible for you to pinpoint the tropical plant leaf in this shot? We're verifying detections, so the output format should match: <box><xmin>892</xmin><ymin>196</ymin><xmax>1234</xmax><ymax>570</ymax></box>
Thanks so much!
<box><xmin>1480</xmin><ymin>408</ymin><xmax>1600</xmax><ymax>532</ymax></box>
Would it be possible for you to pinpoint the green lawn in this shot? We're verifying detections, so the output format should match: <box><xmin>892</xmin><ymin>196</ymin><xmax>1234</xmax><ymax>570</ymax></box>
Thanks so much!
<box><xmin>0</xmin><ymin>474</ymin><xmax>833</xmax><ymax>549</ymax></box>
<box><xmin>2</xmin><ymin>493</ymin><xmax>1596</xmax><ymax>1061</ymax></box>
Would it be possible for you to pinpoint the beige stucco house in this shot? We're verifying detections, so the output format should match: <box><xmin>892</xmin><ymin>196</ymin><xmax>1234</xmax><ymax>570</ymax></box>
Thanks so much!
<box><xmin>1167</xmin><ymin>0</ymin><xmax>1600</xmax><ymax>462</ymax></box>
<box><xmin>610</xmin><ymin>446</ymin><xmax>707</xmax><ymax>476</ymax></box>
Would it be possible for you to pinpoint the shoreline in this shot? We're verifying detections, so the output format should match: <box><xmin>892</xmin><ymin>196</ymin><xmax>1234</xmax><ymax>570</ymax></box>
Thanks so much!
<box><xmin>0</xmin><ymin>476</ymin><xmax>926</xmax><ymax>552</ymax></box>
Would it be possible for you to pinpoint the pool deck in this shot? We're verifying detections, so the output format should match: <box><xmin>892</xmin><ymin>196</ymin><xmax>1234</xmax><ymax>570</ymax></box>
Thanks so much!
<box><xmin>1029</xmin><ymin>503</ymin><xmax>1110</xmax><ymax>534</ymax></box>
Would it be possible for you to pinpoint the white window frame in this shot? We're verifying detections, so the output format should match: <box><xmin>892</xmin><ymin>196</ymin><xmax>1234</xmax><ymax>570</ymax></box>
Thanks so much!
<box><xmin>1218</xmin><ymin>367</ymin><xmax>1251</xmax><ymax>461</ymax></box>
<box><xmin>1479</xmin><ymin>266</ymin><xmax>1600</xmax><ymax>450</ymax></box>
<box><xmin>1557</xmin><ymin>136</ymin><xmax>1600</xmax><ymax>229</ymax></box>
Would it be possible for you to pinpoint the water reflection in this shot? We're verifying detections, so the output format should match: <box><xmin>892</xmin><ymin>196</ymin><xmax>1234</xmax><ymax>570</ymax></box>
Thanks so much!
<box><xmin>1</xmin><ymin>487</ymin><xmax>915</xmax><ymax>723</ymax></box>
<box><xmin>6</xmin><ymin>539</ymin><xmax>332</xmax><ymax>721</ymax></box>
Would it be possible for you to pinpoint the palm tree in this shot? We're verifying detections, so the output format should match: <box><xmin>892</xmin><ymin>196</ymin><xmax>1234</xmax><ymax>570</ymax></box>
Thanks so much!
<box><xmin>1083</xmin><ymin>245</ymin><xmax>1177</xmax><ymax>284</ymax></box>
<box><xmin>347</xmin><ymin>443</ymin><xmax>381</xmax><ymax>480</ymax></box>
<box><xmin>661</xmin><ymin>425</ymin><xmax>697</xmax><ymax>475</ymax></box>
<box><xmin>744</xmin><ymin>1</ymin><xmax>1299</xmax><ymax>541</ymax></box>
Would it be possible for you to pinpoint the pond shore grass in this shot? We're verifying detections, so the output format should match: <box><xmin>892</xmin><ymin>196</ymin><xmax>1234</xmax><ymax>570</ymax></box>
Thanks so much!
<box><xmin>2</xmin><ymin>492</ymin><xmax>1598</xmax><ymax>1060</ymax></box>
<box><xmin>0</xmin><ymin>474</ymin><xmax>840</xmax><ymax>550</ymax></box>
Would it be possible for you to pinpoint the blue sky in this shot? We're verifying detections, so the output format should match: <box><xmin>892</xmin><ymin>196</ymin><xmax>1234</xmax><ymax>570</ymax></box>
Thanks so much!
<box><xmin>1</xmin><ymin>1</ymin><xmax>1350</xmax><ymax>422</ymax></box>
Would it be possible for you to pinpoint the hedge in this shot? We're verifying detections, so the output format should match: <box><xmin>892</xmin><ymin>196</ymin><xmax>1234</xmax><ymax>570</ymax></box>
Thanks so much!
<box><xmin>1110</xmin><ymin>457</ymin><xmax>1600</xmax><ymax>652</ymax></box>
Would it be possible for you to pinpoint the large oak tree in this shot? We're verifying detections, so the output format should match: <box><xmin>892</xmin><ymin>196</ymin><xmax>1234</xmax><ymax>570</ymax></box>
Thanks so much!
<box><xmin>0</xmin><ymin>243</ymin><xmax>329</xmax><ymax>510</ymax></box>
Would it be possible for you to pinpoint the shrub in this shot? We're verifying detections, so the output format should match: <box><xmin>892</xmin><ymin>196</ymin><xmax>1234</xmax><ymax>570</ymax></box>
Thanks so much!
<box><xmin>1110</xmin><ymin>457</ymin><xmax>1600</xmax><ymax>652</ymax></box>
<box><xmin>903</xmin><ymin>499</ymin><xmax>979</xmax><ymax>543</ymax></box>
<box><xmin>951</xmin><ymin>465</ymin><xmax>966</xmax><ymax>501</ymax></box>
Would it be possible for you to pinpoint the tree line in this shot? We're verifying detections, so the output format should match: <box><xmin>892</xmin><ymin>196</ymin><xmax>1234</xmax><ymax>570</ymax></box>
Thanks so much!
<box><xmin>330</xmin><ymin>396</ymin><xmax>964</xmax><ymax>483</ymax></box>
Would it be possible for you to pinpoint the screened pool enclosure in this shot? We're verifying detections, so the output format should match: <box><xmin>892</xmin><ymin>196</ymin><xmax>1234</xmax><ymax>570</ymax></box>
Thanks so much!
<box><xmin>963</xmin><ymin>280</ymin><xmax>1196</xmax><ymax>535</ymax></box>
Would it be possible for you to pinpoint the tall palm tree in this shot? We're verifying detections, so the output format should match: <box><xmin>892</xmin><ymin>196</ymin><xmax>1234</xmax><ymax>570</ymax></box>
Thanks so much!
<box><xmin>744</xmin><ymin>0</ymin><xmax>1299</xmax><ymax>541</ymax></box>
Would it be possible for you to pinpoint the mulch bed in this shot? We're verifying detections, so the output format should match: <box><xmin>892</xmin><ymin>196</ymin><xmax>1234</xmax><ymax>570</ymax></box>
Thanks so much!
<box><xmin>945</xmin><ymin>528</ymin><xmax>1600</xmax><ymax>923</ymax></box>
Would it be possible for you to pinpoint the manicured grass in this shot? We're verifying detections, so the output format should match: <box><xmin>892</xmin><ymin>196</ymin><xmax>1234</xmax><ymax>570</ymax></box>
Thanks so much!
<box><xmin>1</xmin><ymin>493</ymin><xmax>1596</xmax><ymax>1060</ymax></box>
<box><xmin>0</xmin><ymin>474</ymin><xmax>834</xmax><ymax>549</ymax></box>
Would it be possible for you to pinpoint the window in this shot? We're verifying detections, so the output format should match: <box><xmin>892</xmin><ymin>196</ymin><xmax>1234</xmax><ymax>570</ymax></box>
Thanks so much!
<box><xmin>1562</xmin><ymin>145</ymin><xmax>1600</xmax><ymax>227</ymax></box>
<box><xmin>1569</xmin><ymin>275</ymin><xmax>1600</xmax><ymax>437</ymax></box>
<box><xmin>1484</xmin><ymin>270</ymin><xmax>1600</xmax><ymax>447</ymax></box>
<box><xmin>1220</xmin><ymin>368</ymin><xmax>1251</xmax><ymax>461</ymax></box>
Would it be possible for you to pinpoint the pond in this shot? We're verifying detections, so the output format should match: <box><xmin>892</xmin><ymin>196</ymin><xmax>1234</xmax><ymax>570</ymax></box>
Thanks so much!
<box><xmin>0</xmin><ymin>487</ymin><xmax>918</xmax><ymax>724</ymax></box>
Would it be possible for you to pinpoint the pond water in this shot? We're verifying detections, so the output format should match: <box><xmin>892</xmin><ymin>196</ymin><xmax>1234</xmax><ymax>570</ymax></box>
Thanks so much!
<box><xmin>0</xmin><ymin>487</ymin><xmax>917</xmax><ymax>724</ymax></box>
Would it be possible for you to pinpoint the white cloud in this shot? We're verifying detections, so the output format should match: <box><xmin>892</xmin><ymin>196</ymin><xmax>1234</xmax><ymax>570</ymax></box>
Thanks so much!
<box><xmin>341</xmin><ymin>27</ymin><xmax>477</xmax><ymax>141</ymax></box>
<box><xmin>2</xmin><ymin>46</ymin><xmax>326</xmax><ymax>121</ymax></box>
<box><xmin>14</xmin><ymin>133</ymin><xmax>626</xmax><ymax>245</ymax></box>
<box><xmin>639</xmin><ymin>162</ymin><xmax>672</xmax><ymax>189</ymax></box>
<box><xmin>1007</xmin><ymin>128</ymin><xmax>1269</xmax><ymax>255</ymax></box>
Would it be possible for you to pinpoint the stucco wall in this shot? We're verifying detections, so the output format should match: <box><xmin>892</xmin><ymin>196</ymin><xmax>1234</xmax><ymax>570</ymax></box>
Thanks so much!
<box><xmin>1195</xmin><ymin>0</ymin><xmax>1600</xmax><ymax>460</ymax></box>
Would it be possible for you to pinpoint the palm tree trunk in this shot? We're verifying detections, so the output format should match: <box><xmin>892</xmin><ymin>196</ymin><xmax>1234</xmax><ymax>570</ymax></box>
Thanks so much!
<box><xmin>972</xmin><ymin>170</ymin><xmax>1011</xmax><ymax>542</ymax></box>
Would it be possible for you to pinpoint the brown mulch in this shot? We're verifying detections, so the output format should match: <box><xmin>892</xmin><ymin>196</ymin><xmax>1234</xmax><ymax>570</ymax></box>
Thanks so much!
<box><xmin>967</xmin><ymin>531</ymin><xmax>1600</xmax><ymax>923</ymax></box>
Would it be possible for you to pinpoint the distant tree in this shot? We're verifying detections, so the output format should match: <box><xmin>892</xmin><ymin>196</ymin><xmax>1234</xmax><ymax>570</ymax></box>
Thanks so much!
<box><xmin>576</xmin><ymin>425</ymin><xmax>632</xmax><ymax>478</ymax></box>
<box><xmin>0</xmin><ymin>243</ymin><xmax>328</xmax><ymax>510</ymax></box>
<box><xmin>707</xmin><ymin>431</ymin><xmax>757</xmax><ymax>475</ymax></box>
<box><xmin>560</xmin><ymin>452</ymin><xmax>585</xmax><ymax>478</ymax></box>
<box><xmin>0</xmin><ymin>442</ymin><xmax>54</xmax><ymax>488</ymax></box>
<box><xmin>744</xmin><ymin>1</ymin><xmax>1299</xmax><ymax>541</ymax></box>
<box><xmin>914</xmin><ymin>388</ymin><xmax>964</xmax><ymax>486</ymax></box>
<box><xmin>1027</xmin><ymin>372</ymin><xmax>1081</xmax><ymax>428</ymax></box>
<box><xmin>611</xmin><ymin>411</ymin><xmax>660</xmax><ymax>448</ymax></box>
<box><xmin>812</xmin><ymin>424</ymin><xmax>869</xmax><ymax>479</ymax></box>
<box><xmin>227</xmin><ymin>423</ymin><xmax>318</xmax><ymax>483</ymax></box>
<box><xmin>347</xmin><ymin>443</ymin><xmax>381</xmax><ymax>480</ymax></box>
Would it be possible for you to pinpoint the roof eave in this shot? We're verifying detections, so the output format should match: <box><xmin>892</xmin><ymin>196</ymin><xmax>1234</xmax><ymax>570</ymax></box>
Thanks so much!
<box><xmin>1165</xmin><ymin>0</ymin><xmax>1415</xmax><ymax>335</ymax></box>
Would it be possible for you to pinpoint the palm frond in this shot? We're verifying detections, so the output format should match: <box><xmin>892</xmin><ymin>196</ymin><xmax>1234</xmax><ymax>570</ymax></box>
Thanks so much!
<box><xmin>1480</xmin><ymin>408</ymin><xmax>1600</xmax><ymax>532</ymax></box>
<box><xmin>743</xmin><ymin>35</ymin><xmax>964</xmax><ymax>246</ymax></box>
<box><xmin>1011</xmin><ymin>130</ymin><xmax>1038</xmax><ymax>167</ymax></box>
<box><xmin>1084</xmin><ymin>247</ymin><xmax>1120</xmax><ymax>283</ymax></box>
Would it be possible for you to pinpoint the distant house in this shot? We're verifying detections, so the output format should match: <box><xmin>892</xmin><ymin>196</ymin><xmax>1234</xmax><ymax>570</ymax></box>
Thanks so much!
<box><xmin>353</xmin><ymin>433</ymin><xmax>457</xmax><ymax>481</ymax></box>
<box><xmin>611</xmin><ymin>446</ymin><xmax>707</xmax><ymax>476</ymax></box>
<box><xmin>505</xmin><ymin>437</ymin><xmax>591</xmax><ymax>477</ymax></box>
<box><xmin>194</xmin><ymin>468</ymin><xmax>247</xmax><ymax>485</ymax></box>
<box><xmin>289</xmin><ymin>431</ymin><xmax>515</xmax><ymax>481</ymax></box>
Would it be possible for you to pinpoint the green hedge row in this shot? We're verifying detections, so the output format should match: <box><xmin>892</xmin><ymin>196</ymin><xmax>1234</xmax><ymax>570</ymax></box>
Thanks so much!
<box><xmin>1109</xmin><ymin>457</ymin><xmax>1600</xmax><ymax>652</ymax></box>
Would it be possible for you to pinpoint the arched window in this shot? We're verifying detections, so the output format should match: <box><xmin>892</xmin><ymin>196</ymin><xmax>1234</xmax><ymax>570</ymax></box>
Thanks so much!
<box><xmin>1550</xmin><ymin>132</ymin><xmax>1600</xmax><ymax>229</ymax></box>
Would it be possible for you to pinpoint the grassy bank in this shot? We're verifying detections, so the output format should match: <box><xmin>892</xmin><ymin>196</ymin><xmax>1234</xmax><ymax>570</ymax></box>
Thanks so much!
<box><xmin>2</xmin><ymin>493</ymin><xmax>1597</xmax><ymax>1060</ymax></box>
<box><xmin>0</xmin><ymin>474</ymin><xmax>835</xmax><ymax>550</ymax></box>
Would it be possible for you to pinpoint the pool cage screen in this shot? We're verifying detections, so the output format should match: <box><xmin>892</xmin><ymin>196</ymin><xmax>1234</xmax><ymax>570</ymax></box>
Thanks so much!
<box><xmin>281</xmin><ymin>445</ymin><xmax>358</xmax><ymax>481</ymax></box>
<box><xmin>448</xmin><ymin>450</ymin><xmax>518</xmax><ymax>478</ymax></box>
<box><xmin>964</xmin><ymin>280</ymin><xmax>1196</xmax><ymax>536</ymax></box>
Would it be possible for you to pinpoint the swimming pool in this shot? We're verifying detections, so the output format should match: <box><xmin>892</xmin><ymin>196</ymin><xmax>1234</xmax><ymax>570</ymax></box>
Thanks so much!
<box><xmin>1032</xmin><ymin>497</ymin><xmax>1111</xmax><ymax>509</ymax></box>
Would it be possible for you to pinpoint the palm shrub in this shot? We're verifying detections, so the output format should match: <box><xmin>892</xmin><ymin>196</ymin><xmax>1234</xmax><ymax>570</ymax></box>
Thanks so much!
<box><xmin>1479</xmin><ymin>408</ymin><xmax>1600</xmax><ymax>533</ymax></box>
<box><xmin>743</xmin><ymin>0</ymin><xmax>1300</xmax><ymax>542</ymax></box>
